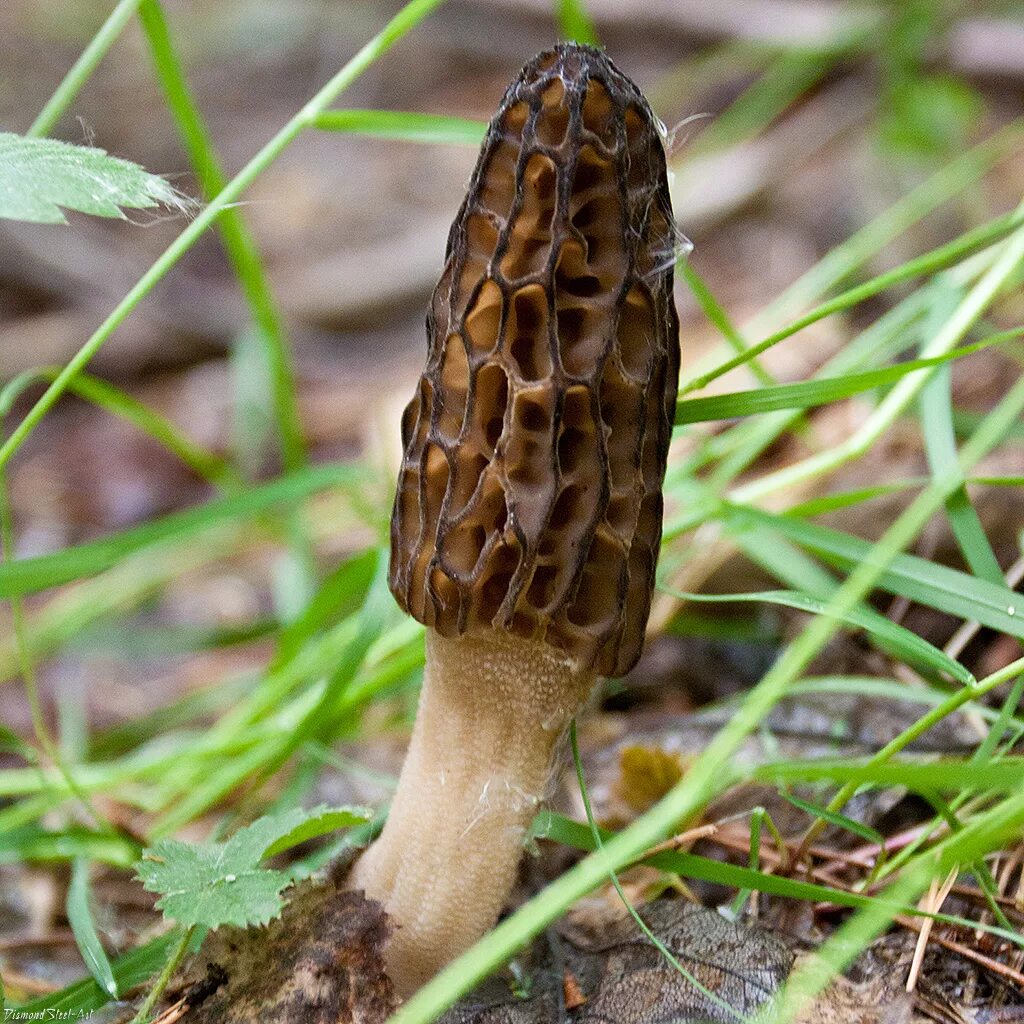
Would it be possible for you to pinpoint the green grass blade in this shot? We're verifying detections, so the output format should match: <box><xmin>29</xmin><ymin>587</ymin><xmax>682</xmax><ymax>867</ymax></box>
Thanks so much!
<box><xmin>13</xmin><ymin>932</ymin><xmax>182</xmax><ymax>1016</ymax></box>
<box><xmin>971</xmin><ymin>474</ymin><xmax>1024</xmax><ymax>485</ymax></box>
<box><xmin>555</xmin><ymin>0</ymin><xmax>599</xmax><ymax>45</ymax></box>
<box><xmin>760</xmin><ymin>757</ymin><xmax>1024</xmax><ymax>793</ymax></box>
<box><xmin>0</xmin><ymin>464</ymin><xmax>360</xmax><ymax>597</ymax></box>
<box><xmin>27</xmin><ymin>0</ymin><xmax>143</xmax><ymax>138</ymax></box>
<box><xmin>774</xmin><ymin>792</ymin><xmax>1024</xmax><ymax>1020</ymax></box>
<box><xmin>783</xmin><ymin>480</ymin><xmax>926</xmax><ymax>517</ymax></box>
<box><xmin>955</xmin><ymin>410</ymin><xmax>1024</xmax><ymax>442</ymax></box>
<box><xmin>682</xmin><ymin>210</ymin><xmax>1021</xmax><ymax>396</ymax></box>
<box><xmin>731</xmin><ymin>527</ymin><xmax>974</xmax><ymax>683</ymax></box>
<box><xmin>679</xmin><ymin>262</ymin><xmax>776</xmax><ymax>387</ymax></box>
<box><xmin>726</xmin><ymin>505</ymin><xmax>1024</xmax><ymax>638</ymax></box>
<box><xmin>271</xmin><ymin>547</ymin><xmax>378</xmax><ymax>670</ymax></box>
<box><xmin>684</xmin><ymin>122</ymin><xmax>1023</xmax><ymax>393</ymax></box>
<box><xmin>568</xmin><ymin>724</ymin><xmax>752</xmax><ymax>1024</ymax></box>
<box><xmin>730</xmin><ymin>211</ymin><xmax>1024</xmax><ymax>506</ymax></box>
<box><xmin>920</xmin><ymin>359</ymin><xmax>1004</xmax><ymax>585</ymax></box>
<box><xmin>748</xmin><ymin>119</ymin><xmax>1024</xmax><ymax>333</ymax></box>
<box><xmin>660</xmin><ymin>586</ymin><xmax>972</xmax><ymax>684</ymax></box>
<box><xmin>311</xmin><ymin>109</ymin><xmax>486</xmax><ymax>145</ymax></box>
<box><xmin>693</xmin><ymin>49</ymin><xmax>850</xmax><ymax>155</ymax></box>
<box><xmin>536</xmin><ymin>811</ymin><xmax>1020</xmax><ymax>944</ymax></box>
<box><xmin>236</xmin><ymin>558</ymin><xmax>394</xmax><ymax>804</ymax></box>
<box><xmin>0</xmin><ymin>367</ymin><xmax>237</xmax><ymax>488</ymax></box>
<box><xmin>779</xmin><ymin>794</ymin><xmax>883</xmax><ymax>845</ymax></box>
<box><xmin>676</xmin><ymin>334</ymin><xmax>1016</xmax><ymax>424</ymax></box>
<box><xmin>691</xmin><ymin>293</ymin><xmax>931</xmax><ymax>489</ymax></box>
<box><xmin>67</xmin><ymin>858</ymin><xmax>118</xmax><ymax>998</ymax></box>
<box><xmin>0</xmin><ymin>824</ymin><xmax>139</xmax><ymax>868</ymax></box>
<box><xmin>138</xmin><ymin>0</ymin><xmax>305</xmax><ymax>473</ymax></box>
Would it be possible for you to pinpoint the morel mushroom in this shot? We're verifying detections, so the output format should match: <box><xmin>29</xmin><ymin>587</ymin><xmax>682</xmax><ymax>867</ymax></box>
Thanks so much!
<box><xmin>348</xmin><ymin>42</ymin><xmax>681</xmax><ymax>996</ymax></box>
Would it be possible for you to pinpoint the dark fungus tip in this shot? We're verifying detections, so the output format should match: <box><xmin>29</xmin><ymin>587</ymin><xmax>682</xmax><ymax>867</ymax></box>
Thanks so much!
<box><xmin>389</xmin><ymin>45</ymin><xmax>681</xmax><ymax>678</ymax></box>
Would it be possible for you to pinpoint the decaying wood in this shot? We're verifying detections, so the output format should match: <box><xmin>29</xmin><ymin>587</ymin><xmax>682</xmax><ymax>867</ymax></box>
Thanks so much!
<box><xmin>140</xmin><ymin>876</ymin><xmax>397</xmax><ymax>1024</ymax></box>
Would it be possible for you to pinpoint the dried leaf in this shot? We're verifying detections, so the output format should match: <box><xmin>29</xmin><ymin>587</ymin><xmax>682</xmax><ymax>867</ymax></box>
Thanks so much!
<box><xmin>440</xmin><ymin>898</ymin><xmax>792</xmax><ymax>1024</ymax></box>
<box><xmin>792</xmin><ymin>954</ymin><xmax>913</xmax><ymax>1024</ymax></box>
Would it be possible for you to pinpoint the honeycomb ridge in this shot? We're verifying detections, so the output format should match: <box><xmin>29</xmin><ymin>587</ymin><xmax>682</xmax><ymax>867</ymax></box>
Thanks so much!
<box><xmin>389</xmin><ymin>43</ymin><xmax>681</xmax><ymax>677</ymax></box>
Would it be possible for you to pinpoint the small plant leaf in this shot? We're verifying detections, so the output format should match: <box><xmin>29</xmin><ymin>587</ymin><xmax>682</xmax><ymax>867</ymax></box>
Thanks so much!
<box><xmin>137</xmin><ymin>838</ymin><xmax>290</xmax><ymax>930</ymax></box>
<box><xmin>0</xmin><ymin>132</ymin><xmax>184</xmax><ymax>224</ymax></box>
<box><xmin>136</xmin><ymin>805</ymin><xmax>370</xmax><ymax>930</ymax></box>
<box><xmin>260</xmin><ymin>805</ymin><xmax>373</xmax><ymax>859</ymax></box>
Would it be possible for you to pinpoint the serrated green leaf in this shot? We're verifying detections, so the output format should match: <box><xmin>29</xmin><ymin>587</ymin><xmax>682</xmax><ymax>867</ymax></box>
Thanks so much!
<box><xmin>207</xmin><ymin>804</ymin><xmax>370</xmax><ymax>866</ymax></box>
<box><xmin>136</xmin><ymin>838</ymin><xmax>290</xmax><ymax>929</ymax></box>
<box><xmin>135</xmin><ymin>804</ymin><xmax>370</xmax><ymax>929</ymax></box>
<box><xmin>0</xmin><ymin>132</ymin><xmax>184</xmax><ymax>224</ymax></box>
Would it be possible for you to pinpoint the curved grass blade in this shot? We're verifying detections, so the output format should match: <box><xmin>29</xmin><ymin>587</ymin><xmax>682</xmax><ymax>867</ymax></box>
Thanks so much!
<box><xmin>920</xmin><ymin>356</ymin><xmax>1004</xmax><ymax>585</ymax></box>
<box><xmin>760</xmin><ymin>757</ymin><xmax>1024</xmax><ymax>792</ymax></box>
<box><xmin>556</xmin><ymin>0</ymin><xmax>599</xmax><ymax>45</ymax></box>
<box><xmin>0</xmin><ymin>464</ymin><xmax>361</xmax><ymax>598</ymax></box>
<box><xmin>725</xmin><ymin>505</ymin><xmax>1024</xmax><ymax>639</ymax></box>
<box><xmin>681</xmin><ymin>206</ymin><xmax>1023</xmax><ymax>396</ymax></box>
<box><xmin>676</xmin><ymin>331</ymin><xmax>1020</xmax><ymax>425</ymax></box>
<box><xmin>14</xmin><ymin>930</ymin><xmax>190</xmax><ymax>1017</ymax></box>
<box><xmin>659</xmin><ymin>585</ymin><xmax>972</xmax><ymax>684</ymax></box>
<box><xmin>779</xmin><ymin>794</ymin><xmax>883</xmax><ymax>845</ymax></box>
<box><xmin>67</xmin><ymin>858</ymin><xmax>118</xmax><ymax>998</ymax></box>
<box><xmin>0</xmin><ymin>367</ymin><xmax>237</xmax><ymax>488</ymax></box>
<box><xmin>783</xmin><ymin>480</ymin><xmax>926</xmax><ymax>518</ymax></box>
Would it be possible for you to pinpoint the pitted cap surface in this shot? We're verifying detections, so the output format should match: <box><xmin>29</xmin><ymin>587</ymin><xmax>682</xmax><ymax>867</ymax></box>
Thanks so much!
<box><xmin>389</xmin><ymin>43</ymin><xmax>681</xmax><ymax>676</ymax></box>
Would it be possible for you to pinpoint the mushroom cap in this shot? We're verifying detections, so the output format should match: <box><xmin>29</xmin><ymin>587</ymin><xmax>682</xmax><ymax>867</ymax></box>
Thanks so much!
<box><xmin>389</xmin><ymin>43</ymin><xmax>681</xmax><ymax>677</ymax></box>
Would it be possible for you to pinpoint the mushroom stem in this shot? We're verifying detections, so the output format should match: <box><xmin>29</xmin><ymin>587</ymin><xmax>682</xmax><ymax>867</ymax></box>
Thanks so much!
<box><xmin>349</xmin><ymin>627</ymin><xmax>595</xmax><ymax>996</ymax></box>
